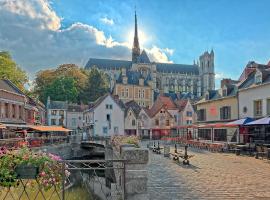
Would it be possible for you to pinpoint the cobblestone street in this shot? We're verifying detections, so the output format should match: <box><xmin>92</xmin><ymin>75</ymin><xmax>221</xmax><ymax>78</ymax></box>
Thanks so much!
<box><xmin>146</xmin><ymin>145</ymin><xmax>270</xmax><ymax>200</ymax></box>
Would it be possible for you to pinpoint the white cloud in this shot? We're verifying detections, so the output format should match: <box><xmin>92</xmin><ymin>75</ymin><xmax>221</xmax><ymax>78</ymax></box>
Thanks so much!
<box><xmin>0</xmin><ymin>0</ymin><xmax>173</xmax><ymax>77</ymax></box>
<box><xmin>100</xmin><ymin>17</ymin><xmax>114</xmax><ymax>26</ymax></box>
<box><xmin>215</xmin><ymin>72</ymin><xmax>225</xmax><ymax>80</ymax></box>
<box><xmin>145</xmin><ymin>46</ymin><xmax>173</xmax><ymax>63</ymax></box>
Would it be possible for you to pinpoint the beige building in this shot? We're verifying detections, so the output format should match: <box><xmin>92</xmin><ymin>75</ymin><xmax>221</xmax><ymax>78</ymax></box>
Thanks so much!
<box><xmin>196</xmin><ymin>82</ymin><xmax>239</xmax><ymax>123</ymax></box>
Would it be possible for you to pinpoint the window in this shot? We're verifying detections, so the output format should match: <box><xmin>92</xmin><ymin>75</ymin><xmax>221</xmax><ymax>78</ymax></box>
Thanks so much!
<box><xmin>197</xmin><ymin>109</ymin><xmax>206</xmax><ymax>121</ymax></box>
<box><xmin>214</xmin><ymin>129</ymin><xmax>227</xmax><ymax>142</ymax></box>
<box><xmin>243</xmin><ymin>106</ymin><xmax>248</xmax><ymax>113</ymax></box>
<box><xmin>12</xmin><ymin>104</ymin><xmax>15</xmax><ymax>118</ymax></box>
<box><xmin>166</xmin><ymin>119</ymin><xmax>170</xmax><ymax>126</ymax></box>
<box><xmin>114</xmin><ymin>127</ymin><xmax>119</xmax><ymax>134</ymax></box>
<box><xmin>51</xmin><ymin>119</ymin><xmax>56</xmax><ymax>125</ymax></box>
<box><xmin>267</xmin><ymin>99</ymin><xmax>270</xmax><ymax>115</ymax></box>
<box><xmin>51</xmin><ymin>110</ymin><xmax>57</xmax><ymax>115</ymax></box>
<box><xmin>5</xmin><ymin>103</ymin><xmax>9</xmax><ymax>118</ymax></box>
<box><xmin>121</xmin><ymin>88</ymin><xmax>125</xmax><ymax>97</ymax></box>
<box><xmin>155</xmin><ymin>119</ymin><xmax>159</xmax><ymax>126</ymax></box>
<box><xmin>174</xmin><ymin>115</ymin><xmax>177</xmax><ymax>122</ymax></box>
<box><xmin>132</xmin><ymin>120</ymin><xmax>136</xmax><ymax>126</ymax></box>
<box><xmin>59</xmin><ymin>119</ymin><xmax>64</xmax><ymax>126</ymax></box>
<box><xmin>138</xmin><ymin>89</ymin><xmax>141</xmax><ymax>98</ymax></box>
<box><xmin>255</xmin><ymin>74</ymin><xmax>262</xmax><ymax>84</ymax></box>
<box><xmin>220</xmin><ymin>106</ymin><xmax>231</xmax><ymax>120</ymax></box>
<box><xmin>254</xmin><ymin>100</ymin><xmax>262</xmax><ymax>116</ymax></box>
<box><xmin>125</xmin><ymin>88</ymin><xmax>129</xmax><ymax>97</ymax></box>
<box><xmin>106</xmin><ymin>114</ymin><xmax>111</xmax><ymax>121</ymax></box>
<box><xmin>186</xmin><ymin>111</ymin><xmax>192</xmax><ymax>117</ymax></box>
<box><xmin>59</xmin><ymin>110</ymin><xmax>64</xmax><ymax>116</ymax></box>
<box><xmin>222</xmin><ymin>89</ymin><xmax>227</xmax><ymax>96</ymax></box>
<box><xmin>198</xmin><ymin>129</ymin><xmax>211</xmax><ymax>140</ymax></box>
<box><xmin>186</xmin><ymin>120</ymin><xmax>192</xmax><ymax>125</ymax></box>
<box><xmin>71</xmin><ymin>118</ymin><xmax>76</xmax><ymax>127</ymax></box>
<box><xmin>106</xmin><ymin>104</ymin><xmax>113</xmax><ymax>109</ymax></box>
<box><xmin>205</xmin><ymin>94</ymin><xmax>209</xmax><ymax>100</ymax></box>
<box><xmin>142</xmin><ymin>90</ymin><xmax>145</xmax><ymax>98</ymax></box>
<box><xmin>103</xmin><ymin>127</ymin><xmax>108</xmax><ymax>134</ymax></box>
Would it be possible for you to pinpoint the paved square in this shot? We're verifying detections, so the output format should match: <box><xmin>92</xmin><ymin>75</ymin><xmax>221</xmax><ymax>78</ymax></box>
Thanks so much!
<box><xmin>147</xmin><ymin>145</ymin><xmax>270</xmax><ymax>200</ymax></box>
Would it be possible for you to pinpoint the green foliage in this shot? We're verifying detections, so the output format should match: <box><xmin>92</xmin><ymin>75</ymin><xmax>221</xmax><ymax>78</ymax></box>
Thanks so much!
<box><xmin>34</xmin><ymin>64</ymin><xmax>110</xmax><ymax>104</ymax></box>
<box><xmin>83</xmin><ymin>68</ymin><xmax>109</xmax><ymax>102</ymax></box>
<box><xmin>0</xmin><ymin>51</ymin><xmax>28</xmax><ymax>90</ymax></box>
<box><xmin>44</xmin><ymin>76</ymin><xmax>78</xmax><ymax>103</ymax></box>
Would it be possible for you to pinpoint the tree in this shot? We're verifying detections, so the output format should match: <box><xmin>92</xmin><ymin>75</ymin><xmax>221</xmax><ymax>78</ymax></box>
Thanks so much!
<box><xmin>34</xmin><ymin>64</ymin><xmax>87</xmax><ymax>103</ymax></box>
<box><xmin>0</xmin><ymin>51</ymin><xmax>28</xmax><ymax>90</ymax></box>
<box><xmin>44</xmin><ymin>76</ymin><xmax>78</xmax><ymax>103</ymax></box>
<box><xmin>84</xmin><ymin>68</ymin><xmax>109</xmax><ymax>102</ymax></box>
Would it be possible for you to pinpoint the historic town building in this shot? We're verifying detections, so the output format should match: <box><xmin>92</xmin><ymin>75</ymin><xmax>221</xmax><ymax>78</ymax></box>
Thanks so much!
<box><xmin>85</xmin><ymin>11</ymin><xmax>215</xmax><ymax>104</ymax></box>
<box><xmin>83</xmin><ymin>94</ymin><xmax>125</xmax><ymax>137</ymax></box>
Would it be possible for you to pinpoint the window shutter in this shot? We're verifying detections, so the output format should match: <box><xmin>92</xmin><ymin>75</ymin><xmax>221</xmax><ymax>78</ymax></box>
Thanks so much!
<box><xmin>220</xmin><ymin>107</ymin><xmax>223</xmax><ymax>120</ymax></box>
<box><xmin>228</xmin><ymin>107</ymin><xmax>231</xmax><ymax>119</ymax></box>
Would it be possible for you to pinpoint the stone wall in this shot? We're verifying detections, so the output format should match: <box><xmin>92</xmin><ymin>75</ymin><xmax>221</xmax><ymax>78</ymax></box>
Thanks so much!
<box><xmin>110</xmin><ymin>144</ymin><xmax>149</xmax><ymax>200</ymax></box>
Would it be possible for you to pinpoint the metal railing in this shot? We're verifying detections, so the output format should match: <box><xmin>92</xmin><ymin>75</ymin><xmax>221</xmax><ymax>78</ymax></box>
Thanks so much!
<box><xmin>0</xmin><ymin>159</ymin><xmax>126</xmax><ymax>200</ymax></box>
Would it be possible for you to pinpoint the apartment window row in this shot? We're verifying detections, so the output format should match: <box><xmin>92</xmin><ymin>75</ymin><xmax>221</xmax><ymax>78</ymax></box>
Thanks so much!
<box><xmin>51</xmin><ymin>110</ymin><xmax>64</xmax><ymax>116</ymax></box>
<box><xmin>138</xmin><ymin>89</ymin><xmax>145</xmax><ymax>99</ymax></box>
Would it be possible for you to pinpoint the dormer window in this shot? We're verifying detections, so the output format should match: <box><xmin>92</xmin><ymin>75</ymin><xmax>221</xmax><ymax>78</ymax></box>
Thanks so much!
<box><xmin>255</xmin><ymin>74</ymin><xmax>262</xmax><ymax>84</ymax></box>
<box><xmin>205</xmin><ymin>92</ymin><xmax>209</xmax><ymax>100</ymax></box>
<box><xmin>222</xmin><ymin>88</ymin><xmax>227</xmax><ymax>96</ymax></box>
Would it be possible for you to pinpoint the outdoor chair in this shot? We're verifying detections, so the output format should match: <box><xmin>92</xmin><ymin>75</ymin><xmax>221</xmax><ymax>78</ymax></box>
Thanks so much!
<box><xmin>255</xmin><ymin>146</ymin><xmax>267</xmax><ymax>159</ymax></box>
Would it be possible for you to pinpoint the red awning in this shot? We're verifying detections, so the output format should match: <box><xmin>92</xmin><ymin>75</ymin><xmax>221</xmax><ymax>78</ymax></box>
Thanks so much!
<box><xmin>173</xmin><ymin>125</ymin><xmax>198</xmax><ymax>129</ymax></box>
<box><xmin>198</xmin><ymin>123</ymin><xmax>238</xmax><ymax>128</ymax></box>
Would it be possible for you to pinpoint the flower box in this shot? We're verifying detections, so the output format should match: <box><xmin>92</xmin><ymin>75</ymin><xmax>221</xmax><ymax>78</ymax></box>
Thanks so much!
<box><xmin>15</xmin><ymin>164</ymin><xmax>39</xmax><ymax>179</ymax></box>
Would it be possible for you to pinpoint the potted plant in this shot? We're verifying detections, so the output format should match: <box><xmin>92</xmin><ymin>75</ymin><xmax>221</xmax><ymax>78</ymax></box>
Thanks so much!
<box><xmin>0</xmin><ymin>147</ymin><xmax>70</xmax><ymax>190</ymax></box>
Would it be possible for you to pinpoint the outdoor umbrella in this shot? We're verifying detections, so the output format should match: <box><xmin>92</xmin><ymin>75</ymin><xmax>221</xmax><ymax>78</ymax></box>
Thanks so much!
<box><xmin>245</xmin><ymin>117</ymin><xmax>270</xmax><ymax>125</ymax></box>
<box><xmin>227</xmin><ymin>117</ymin><xmax>254</xmax><ymax>125</ymax></box>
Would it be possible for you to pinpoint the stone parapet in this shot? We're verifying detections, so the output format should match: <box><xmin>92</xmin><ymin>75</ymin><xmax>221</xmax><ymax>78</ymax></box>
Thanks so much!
<box><xmin>111</xmin><ymin>144</ymin><xmax>149</xmax><ymax>200</ymax></box>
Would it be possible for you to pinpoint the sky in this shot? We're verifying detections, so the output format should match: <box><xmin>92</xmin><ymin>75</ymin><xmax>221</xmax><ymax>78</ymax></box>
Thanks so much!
<box><xmin>1</xmin><ymin>0</ymin><xmax>270</xmax><ymax>88</ymax></box>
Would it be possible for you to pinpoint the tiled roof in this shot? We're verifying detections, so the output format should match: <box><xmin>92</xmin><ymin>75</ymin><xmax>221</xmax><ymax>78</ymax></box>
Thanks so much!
<box><xmin>137</xmin><ymin>50</ymin><xmax>150</xmax><ymax>63</ymax></box>
<box><xmin>175</xmin><ymin>99</ymin><xmax>188</xmax><ymax>111</ymax></box>
<box><xmin>157</xmin><ymin>96</ymin><xmax>177</xmax><ymax>110</ymax></box>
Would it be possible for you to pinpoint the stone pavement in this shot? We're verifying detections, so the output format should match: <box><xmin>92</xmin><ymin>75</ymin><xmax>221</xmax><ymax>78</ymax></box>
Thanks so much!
<box><xmin>146</xmin><ymin>144</ymin><xmax>270</xmax><ymax>200</ymax></box>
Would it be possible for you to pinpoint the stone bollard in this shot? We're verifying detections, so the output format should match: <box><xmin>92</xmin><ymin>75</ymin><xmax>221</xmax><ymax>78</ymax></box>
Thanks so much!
<box><xmin>164</xmin><ymin>145</ymin><xmax>170</xmax><ymax>157</ymax></box>
<box><xmin>121</xmin><ymin>146</ymin><xmax>149</xmax><ymax>200</ymax></box>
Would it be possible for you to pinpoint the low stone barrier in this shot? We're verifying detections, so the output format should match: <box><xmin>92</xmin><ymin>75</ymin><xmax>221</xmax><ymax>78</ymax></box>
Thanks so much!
<box><xmin>110</xmin><ymin>144</ymin><xmax>149</xmax><ymax>200</ymax></box>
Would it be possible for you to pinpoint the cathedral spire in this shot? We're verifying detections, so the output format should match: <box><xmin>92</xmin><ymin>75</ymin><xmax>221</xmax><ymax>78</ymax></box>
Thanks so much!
<box><xmin>132</xmin><ymin>9</ymin><xmax>140</xmax><ymax>63</ymax></box>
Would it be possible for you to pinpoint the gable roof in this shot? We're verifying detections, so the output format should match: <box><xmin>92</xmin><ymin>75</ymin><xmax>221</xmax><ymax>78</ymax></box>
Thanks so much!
<box><xmin>47</xmin><ymin>100</ymin><xmax>68</xmax><ymax>110</ymax></box>
<box><xmin>0</xmin><ymin>79</ymin><xmax>24</xmax><ymax>95</ymax></box>
<box><xmin>175</xmin><ymin>99</ymin><xmax>188</xmax><ymax>111</ymax></box>
<box><xmin>157</xmin><ymin>96</ymin><xmax>177</xmax><ymax>110</ymax></box>
<box><xmin>116</xmin><ymin>70</ymin><xmax>151</xmax><ymax>86</ymax></box>
<box><xmin>125</xmin><ymin>100</ymin><xmax>141</xmax><ymax>117</ymax></box>
<box><xmin>87</xmin><ymin>93</ymin><xmax>125</xmax><ymax>112</ymax></box>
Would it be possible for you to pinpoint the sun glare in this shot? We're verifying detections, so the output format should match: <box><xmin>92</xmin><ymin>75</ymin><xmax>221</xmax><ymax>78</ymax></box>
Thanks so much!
<box><xmin>127</xmin><ymin>30</ymin><xmax>147</xmax><ymax>48</ymax></box>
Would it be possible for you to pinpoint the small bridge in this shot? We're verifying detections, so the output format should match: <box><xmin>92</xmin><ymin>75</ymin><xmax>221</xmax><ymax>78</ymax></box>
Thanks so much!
<box><xmin>80</xmin><ymin>141</ymin><xmax>106</xmax><ymax>148</ymax></box>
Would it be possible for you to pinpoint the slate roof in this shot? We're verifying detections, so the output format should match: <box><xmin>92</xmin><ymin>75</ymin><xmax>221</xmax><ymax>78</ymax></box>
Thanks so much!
<box><xmin>0</xmin><ymin>79</ymin><xmax>24</xmax><ymax>95</ymax></box>
<box><xmin>67</xmin><ymin>104</ymin><xmax>87</xmax><ymax>112</ymax></box>
<box><xmin>125</xmin><ymin>100</ymin><xmax>141</xmax><ymax>117</ymax></box>
<box><xmin>85</xmin><ymin>58</ymin><xmax>199</xmax><ymax>74</ymax></box>
<box><xmin>238</xmin><ymin>68</ymin><xmax>270</xmax><ymax>90</ymax></box>
<box><xmin>116</xmin><ymin>71</ymin><xmax>151</xmax><ymax>86</ymax></box>
<box><xmin>47</xmin><ymin>100</ymin><xmax>68</xmax><ymax>110</ymax></box>
<box><xmin>137</xmin><ymin>50</ymin><xmax>150</xmax><ymax>63</ymax></box>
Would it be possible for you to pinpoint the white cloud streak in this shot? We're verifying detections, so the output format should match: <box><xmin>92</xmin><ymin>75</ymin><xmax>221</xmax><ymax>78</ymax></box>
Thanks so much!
<box><xmin>0</xmin><ymin>0</ymin><xmax>173</xmax><ymax>77</ymax></box>
<box><xmin>100</xmin><ymin>17</ymin><xmax>114</xmax><ymax>25</ymax></box>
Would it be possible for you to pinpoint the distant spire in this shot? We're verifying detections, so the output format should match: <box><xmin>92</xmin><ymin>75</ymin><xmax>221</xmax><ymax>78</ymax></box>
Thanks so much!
<box><xmin>132</xmin><ymin>8</ymin><xmax>140</xmax><ymax>63</ymax></box>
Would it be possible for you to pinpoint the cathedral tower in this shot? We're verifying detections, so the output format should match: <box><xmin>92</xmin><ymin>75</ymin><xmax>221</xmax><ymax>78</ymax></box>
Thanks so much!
<box><xmin>132</xmin><ymin>10</ymin><xmax>140</xmax><ymax>63</ymax></box>
<box><xmin>199</xmin><ymin>50</ymin><xmax>215</xmax><ymax>95</ymax></box>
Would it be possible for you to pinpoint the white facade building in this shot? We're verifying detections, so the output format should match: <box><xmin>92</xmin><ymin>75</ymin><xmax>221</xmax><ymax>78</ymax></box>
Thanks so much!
<box><xmin>83</xmin><ymin>94</ymin><xmax>125</xmax><ymax>137</ymax></box>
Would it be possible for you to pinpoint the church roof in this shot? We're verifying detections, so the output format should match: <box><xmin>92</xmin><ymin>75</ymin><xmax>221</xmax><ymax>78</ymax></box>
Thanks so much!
<box><xmin>116</xmin><ymin>71</ymin><xmax>151</xmax><ymax>86</ymax></box>
<box><xmin>137</xmin><ymin>50</ymin><xmax>150</xmax><ymax>63</ymax></box>
<box><xmin>85</xmin><ymin>58</ymin><xmax>199</xmax><ymax>74</ymax></box>
<box><xmin>85</xmin><ymin>58</ymin><xmax>132</xmax><ymax>70</ymax></box>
